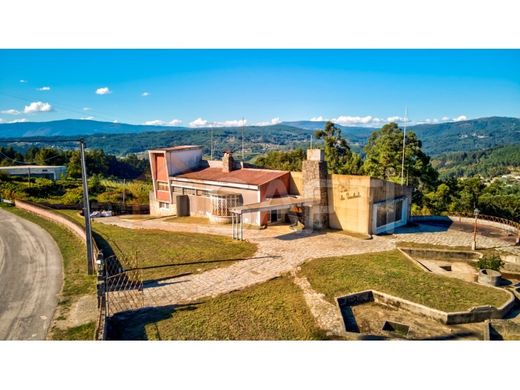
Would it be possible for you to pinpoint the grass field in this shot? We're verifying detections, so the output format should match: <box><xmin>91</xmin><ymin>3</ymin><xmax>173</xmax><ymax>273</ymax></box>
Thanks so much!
<box><xmin>55</xmin><ymin>210</ymin><xmax>257</xmax><ymax>280</ymax></box>
<box><xmin>300</xmin><ymin>250</ymin><xmax>510</xmax><ymax>312</ymax></box>
<box><xmin>108</xmin><ymin>276</ymin><xmax>327</xmax><ymax>340</ymax></box>
<box><xmin>0</xmin><ymin>203</ymin><xmax>96</xmax><ymax>340</ymax></box>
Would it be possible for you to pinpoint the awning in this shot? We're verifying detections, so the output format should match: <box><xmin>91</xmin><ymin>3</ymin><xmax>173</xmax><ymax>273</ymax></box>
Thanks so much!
<box><xmin>230</xmin><ymin>196</ymin><xmax>316</xmax><ymax>215</ymax></box>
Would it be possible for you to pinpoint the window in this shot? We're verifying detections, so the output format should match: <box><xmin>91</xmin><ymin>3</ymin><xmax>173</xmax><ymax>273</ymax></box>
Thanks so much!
<box><xmin>159</xmin><ymin>202</ymin><xmax>170</xmax><ymax>209</ymax></box>
<box><xmin>157</xmin><ymin>182</ymin><xmax>169</xmax><ymax>191</ymax></box>
<box><xmin>376</xmin><ymin>199</ymin><xmax>404</xmax><ymax>228</ymax></box>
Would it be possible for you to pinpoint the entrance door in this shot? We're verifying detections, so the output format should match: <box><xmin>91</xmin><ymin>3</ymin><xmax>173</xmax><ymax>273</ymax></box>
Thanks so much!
<box><xmin>269</xmin><ymin>209</ymin><xmax>280</xmax><ymax>223</ymax></box>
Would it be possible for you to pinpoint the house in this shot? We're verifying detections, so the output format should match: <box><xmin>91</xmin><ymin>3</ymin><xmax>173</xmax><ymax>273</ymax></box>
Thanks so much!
<box><xmin>0</xmin><ymin>165</ymin><xmax>66</xmax><ymax>180</ymax></box>
<box><xmin>148</xmin><ymin>145</ymin><xmax>413</xmax><ymax>236</ymax></box>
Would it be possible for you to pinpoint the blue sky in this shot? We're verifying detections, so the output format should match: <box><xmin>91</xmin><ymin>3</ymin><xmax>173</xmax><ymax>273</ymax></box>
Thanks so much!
<box><xmin>1</xmin><ymin>49</ymin><xmax>519</xmax><ymax>127</ymax></box>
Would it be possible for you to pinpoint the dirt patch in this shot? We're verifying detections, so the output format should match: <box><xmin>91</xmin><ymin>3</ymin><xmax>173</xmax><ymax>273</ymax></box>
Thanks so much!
<box><xmin>51</xmin><ymin>295</ymin><xmax>98</xmax><ymax>338</ymax></box>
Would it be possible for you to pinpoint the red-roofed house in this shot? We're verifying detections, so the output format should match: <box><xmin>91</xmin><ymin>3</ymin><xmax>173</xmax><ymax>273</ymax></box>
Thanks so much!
<box><xmin>148</xmin><ymin>146</ymin><xmax>291</xmax><ymax>225</ymax></box>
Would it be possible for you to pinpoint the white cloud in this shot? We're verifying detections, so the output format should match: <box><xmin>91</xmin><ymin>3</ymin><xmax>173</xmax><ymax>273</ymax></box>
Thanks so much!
<box><xmin>23</xmin><ymin>101</ymin><xmax>53</xmax><ymax>114</ymax></box>
<box><xmin>7</xmin><ymin>118</ymin><xmax>28</xmax><ymax>123</ymax></box>
<box><xmin>189</xmin><ymin>117</ymin><xmax>247</xmax><ymax>128</ymax></box>
<box><xmin>141</xmin><ymin>92</ymin><xmax>150</xmax><ymax>97</ymax></box>
<box><xmin>144</xmin><ymin>119</ymin><xmax>183</xmax><ymax>126</ymax></box>
<box><xmin>387</xmin><ymin>116</ymin><xmax>407</xmax><ymax>123</ymax></box>
<box><xmin>332</xmin><ymin>115</ymin><xmax>384</xmax><ymax>126</ymax></box>
<box><xmin>255</xmin><ymin>117</ymin><xmax>282</xmax><ymax>126</ymax></box>
<box><xmin>19</xmin><ymin>79</ymin><xmax>28</xmax><ymax>83</ymax></box>
<box><xmin>441</xmin><ymin>116</ymin><xmax>450</xmax><ymax>121</ymax></box>
<box><xmin>189</xmin><ymin>118</ymin><xmax>209</xmax><ymax>127</ymax></box>
<box><xmin>80</xmin><ymin>116</ymin><xmax>95</xmax><ymax>120</ymax></box>
<box><xmin>37</xmin><ymin>86</ymin><xmax>51</xmax><ymax>91</ymax></box>
<box><xmin>1</xmin><ymin>109</ymin><xmax>20</xmax><ymax>115</ymax></box>
<box><xmin>113</xmin><ymin>120</ymin><xmax>119</xmax><ymax>123</ymax></box>
<box><xmin>310</xmin><ymin>116</ymin><xmax>326</xmax><ymax>122</ymax></box>
<box><xmin>95</xmin><ymin>87</ymin><xmax>111</xmax><ymax>95</ymax></box>
<box><xmin>453</xmin><ymin>115</ymin><xmax>467</xmax><ymax>122</ymax></box>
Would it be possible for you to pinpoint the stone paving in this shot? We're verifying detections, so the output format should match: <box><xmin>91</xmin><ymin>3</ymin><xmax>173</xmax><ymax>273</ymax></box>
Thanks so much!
<box><xmin>291</xmin><ymin>272</ymin><xmax>347</xmax><ymax>337</ymax></box>
<box><xmin>390</xmin><ymin>222</ymin><xmax>514</xmax><ymax>249</ymax></box>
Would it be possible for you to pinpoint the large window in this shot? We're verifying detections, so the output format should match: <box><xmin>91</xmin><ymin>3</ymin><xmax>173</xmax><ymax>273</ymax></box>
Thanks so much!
<box><xmin>376</xmin><ymin>198</ymin><xmax>404</xmax><ymax>228</ymax></box>
<box><xmin>159</xmin><ymin>202</ymin><xmax>170</xmax><ymax>209</ymax></box>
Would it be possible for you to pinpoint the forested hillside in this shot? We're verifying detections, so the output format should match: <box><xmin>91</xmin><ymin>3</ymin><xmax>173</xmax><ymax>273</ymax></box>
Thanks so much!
<box><xmin>433</xmin><ymin>144</ymin><xmax>520</xmax><ymax>178</ymax></box>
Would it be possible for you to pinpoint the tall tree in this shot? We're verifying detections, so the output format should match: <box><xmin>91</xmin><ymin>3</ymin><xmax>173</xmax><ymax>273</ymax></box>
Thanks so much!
<box><xmin>314</xmin><ymin>121</ymin><xmax>362</xmax><ymax>174</ymax></box>
<box><xmin>363</xmin><ymin>122</ymin><xmax>438</xmax><ymax>191</ymax></box>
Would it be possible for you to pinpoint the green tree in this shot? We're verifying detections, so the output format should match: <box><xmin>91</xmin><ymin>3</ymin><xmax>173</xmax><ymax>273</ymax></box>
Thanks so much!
<box><xmin>254</xmin><ymin>149</ymin><xmax>305</xmax><ymax>171</ymax></box>
<box><xmin>363</xmin><ymin>122</ymin><xmax>438</xmax><ymax>192</ymax></box>
<box><xmin>314</xmin><ymin>121</ymin><xmax>362</xmax><ymax>174</ymax></box>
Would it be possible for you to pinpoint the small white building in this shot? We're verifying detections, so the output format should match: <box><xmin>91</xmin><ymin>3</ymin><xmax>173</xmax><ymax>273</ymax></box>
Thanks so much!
<box><xmin>0</xmin><ymin>165</ymin><xmax>67</xmax><ymax>180</ymax></box>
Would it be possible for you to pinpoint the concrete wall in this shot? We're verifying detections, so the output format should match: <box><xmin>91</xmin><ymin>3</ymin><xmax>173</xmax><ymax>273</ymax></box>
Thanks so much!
<box><xmin>149</xmin><ymin>192</ymin><xmax>176</xmax><ymax>217</ymax></box>
<box><xmin>15</xmin><ymin>199</ymin><xmax>88</xmax><ymax>243</ymax></box>
<box><xmin>336</xmin><ymin>288</ymin><xmax>516</xmax><ymax>326</ymax></box>
<box><xmin>327</xmin><ymin>175</ymin><xmax>372</xmax><ymax>234</ymax></box>
<box><xmin>165</xmin><ymin>147</ymin><xmax>203</xmax><ymax>176</ymax></box>
<box><xmin>289</xmin><ymin>171</ymin><xmax>303</xmax><ymax>196</ymax></box>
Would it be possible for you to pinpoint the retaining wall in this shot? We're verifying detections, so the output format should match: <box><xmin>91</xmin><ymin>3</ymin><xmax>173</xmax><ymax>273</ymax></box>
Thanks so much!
<box><xmin>336</xmin><ymin>288</ymin><xmax>516</xmax><ymax>326</ymax></box>
<box><xmin>14</xmin><ymin>199</ymin><xmax>88</xmax><ymax>243</ymax></box>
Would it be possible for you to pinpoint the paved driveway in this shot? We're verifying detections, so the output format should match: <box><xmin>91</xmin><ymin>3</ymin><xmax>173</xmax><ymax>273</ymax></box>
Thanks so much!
<box><xmin>0</xmin><ymin>208</ymin><xmax>63</xmax><ymax>340</ymax></box>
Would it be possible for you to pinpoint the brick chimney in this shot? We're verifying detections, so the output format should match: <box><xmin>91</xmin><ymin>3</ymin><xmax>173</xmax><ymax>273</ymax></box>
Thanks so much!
<box><xmin>222</xmin><ymin>151</ymin><xmax>235</xmax><ymax>173</ymax></box>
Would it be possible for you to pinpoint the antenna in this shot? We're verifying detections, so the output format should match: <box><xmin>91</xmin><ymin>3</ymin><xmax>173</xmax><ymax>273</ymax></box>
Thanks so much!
<box><xmin>401</xmin><ymin>106</ymin><xmax>408</xmax><ymax>185</ymax></box>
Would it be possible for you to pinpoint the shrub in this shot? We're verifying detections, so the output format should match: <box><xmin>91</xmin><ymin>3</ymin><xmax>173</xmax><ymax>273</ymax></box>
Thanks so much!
<box><xmin>477</xmin><ymin>255</ymin><xmax>504</xmax><ymax>271</ymax></box>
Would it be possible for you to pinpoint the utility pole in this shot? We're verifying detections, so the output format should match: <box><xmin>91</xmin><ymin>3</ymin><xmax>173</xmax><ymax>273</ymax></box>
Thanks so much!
<box><xmin>401</xmin><ymin>107</ymin><xmax>408</xmax><ymax>185</ymax></box>
<box><xmin>310</xmin><ymin>134</ymin><xmax>313</xmax><ymax>149</ymax></box>
<box><xmin>79</xmin><ymin>139</ymin><xmax>95</xmax><ymax>275</ymax></box>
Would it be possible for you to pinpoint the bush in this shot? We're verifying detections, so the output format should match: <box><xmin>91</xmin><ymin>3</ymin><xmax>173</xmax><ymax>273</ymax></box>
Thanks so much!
<box><xmin>477</xmin><ymin>255</ymin><xmax>504</xmax><ymax>271</ymax></box>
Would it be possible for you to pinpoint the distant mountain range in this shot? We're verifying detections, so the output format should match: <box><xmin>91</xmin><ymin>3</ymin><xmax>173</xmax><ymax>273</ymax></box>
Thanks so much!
<box><xmin>1</xmin><ymin>116</ymin><xmax>519</xmax><ymax>157</ymax></box>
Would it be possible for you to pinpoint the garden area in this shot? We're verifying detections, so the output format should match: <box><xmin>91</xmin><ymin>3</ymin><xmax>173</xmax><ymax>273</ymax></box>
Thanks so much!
<box><xmin>299</xmin><ymin>250</ymin><xmax>510</xmax><ymax>312</ymax></box>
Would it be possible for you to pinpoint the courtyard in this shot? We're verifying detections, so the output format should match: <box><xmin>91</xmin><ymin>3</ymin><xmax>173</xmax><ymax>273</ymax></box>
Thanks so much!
<box><xmin>94</xmin><ymin>214</ymin><xmax>519</xmax><ymax>340</ymax></box>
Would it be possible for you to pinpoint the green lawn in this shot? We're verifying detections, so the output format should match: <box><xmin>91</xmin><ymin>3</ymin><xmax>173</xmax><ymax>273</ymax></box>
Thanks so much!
<box><xmin>55</xmin><ymin>210</ymin><xmax>257</xmax><ymax>280</ymax></box>
<box><xmin>300</xmin><ymin>250</ymin><xmax>510</xmax><ymax>312</ymax></box>
<box><xmin>0</xmin><ymin>203</ymin><xmax>96</xmax><ymax>340</ymax></box>
<box><xmin>108</xmin><ymin>276</ymin><xmax>327</xmax><ymax>340</ymax></box>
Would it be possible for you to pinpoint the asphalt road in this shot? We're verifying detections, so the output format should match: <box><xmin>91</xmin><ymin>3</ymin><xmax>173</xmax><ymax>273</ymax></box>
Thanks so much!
<box><xmin>0</xmin><ymin>208</ymin><xmax>63</xmax><ymax>340</ymax></box>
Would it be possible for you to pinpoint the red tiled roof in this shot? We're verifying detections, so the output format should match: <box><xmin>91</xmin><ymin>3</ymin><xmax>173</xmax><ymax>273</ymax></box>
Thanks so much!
<box><xmin>174</xmin><ymin>167</ymin><xmax>288</xmax><ymax>186</ymax></box>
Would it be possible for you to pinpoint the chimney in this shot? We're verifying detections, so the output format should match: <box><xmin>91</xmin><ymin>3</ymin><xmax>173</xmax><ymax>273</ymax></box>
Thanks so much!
<box><xmin>222</xmin><ymin>151</ymin><xmax>234</xmax><ymax>173</ymax></box>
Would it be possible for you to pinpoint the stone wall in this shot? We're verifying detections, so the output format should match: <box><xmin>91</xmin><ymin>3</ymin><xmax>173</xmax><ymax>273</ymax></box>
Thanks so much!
<box><xmin>302</xmin><ymin>150</ymin><xmax>329</xmax><ymax>230</ymax></box>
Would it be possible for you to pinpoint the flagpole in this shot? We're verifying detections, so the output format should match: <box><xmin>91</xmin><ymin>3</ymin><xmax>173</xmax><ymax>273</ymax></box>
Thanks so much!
<box><xmin>401</xmin><ymin>106</ymin><xmax>408</xmax><ymax>185</ymax></box>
